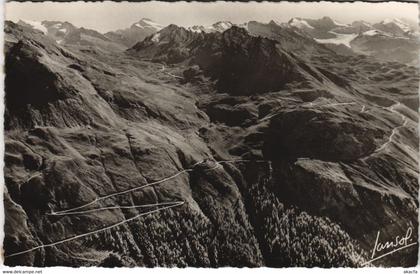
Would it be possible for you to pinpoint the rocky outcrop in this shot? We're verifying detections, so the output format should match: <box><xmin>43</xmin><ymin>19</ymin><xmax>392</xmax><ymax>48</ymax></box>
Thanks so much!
<box><xmin>213</xmin><ymin>27</ymin><xmax>304</xmax><ymax>95</ymax></box>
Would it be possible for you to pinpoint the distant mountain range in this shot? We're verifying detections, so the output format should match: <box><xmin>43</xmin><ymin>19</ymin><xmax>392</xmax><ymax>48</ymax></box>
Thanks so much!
<box><xmin>18</xmin><ymin>19</ymin><xmax>126</xmax><ymax>52</ymax></box>
<box><xmin>287</xmin><ymin>17</ymin><xmax>419</xmax><ymax>65</ymax></box>
<box><xmin>16</xmin><ymin>16</ymin><xmax>420</xmax><ymax>65</ymax></box>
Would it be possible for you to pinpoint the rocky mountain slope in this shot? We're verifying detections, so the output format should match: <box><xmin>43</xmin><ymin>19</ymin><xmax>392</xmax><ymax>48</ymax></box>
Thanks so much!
<box><xmin>4</xmin><ymin>20</ymin><xmax>419</xmax><ymax>267</ymax></box>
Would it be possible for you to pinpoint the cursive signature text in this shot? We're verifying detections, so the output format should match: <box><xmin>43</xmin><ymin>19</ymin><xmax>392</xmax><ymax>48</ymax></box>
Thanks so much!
<box><xmin>371</xmin><ymin>227</ymin><xmax>413</xmax><ymax>259</ymax></box>
<box><xmin>362</xmin><ymin>227</ymin><xmax>416</xmax><ymax>266</ymax></box>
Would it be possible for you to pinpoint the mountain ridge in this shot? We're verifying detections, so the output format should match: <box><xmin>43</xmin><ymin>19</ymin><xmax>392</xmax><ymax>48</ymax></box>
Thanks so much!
<box><xmin>15</xmin><ymin>17</ymin><xmax>420</xmax><ymax>65</ymax></box>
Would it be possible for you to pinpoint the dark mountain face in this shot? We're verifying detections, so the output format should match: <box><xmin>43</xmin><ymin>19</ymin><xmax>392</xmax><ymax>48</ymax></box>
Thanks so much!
<box><xmin>3</xmin><ymin>19</ymin><xmax>419</xmax><ymax>268</ymax></box>
<box><xmin>129</xmin><ymin>25</ymin><xmax>314</xmax><ymax>95</ymax></box>
<box><xmin>211</xmin><ymin>27</ymin><xmax>305</xmax><ymax>95</ymax></box>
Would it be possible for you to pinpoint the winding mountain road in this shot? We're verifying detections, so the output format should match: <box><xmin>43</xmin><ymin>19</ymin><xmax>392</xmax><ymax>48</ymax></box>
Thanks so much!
<box><xmin>51</xmin><ymin>169</ymin><xmax>193</xmax><ymax>215</ymax></box>
<box><xmin>5</xmin><ymin>202</ymin><xmax>184</xmax><ymax>258</ymax></box>
<box><xmin>256</xmin><ymin>97</ymin><xmax>407</xmax><ymax>159</ymax></box>
<box><xmin>6</xmin><ymin>158</ymin><xmax>269</xmax><ymax>259</ymax></box>
<box><xmin>13</xmin><ymin>60</ymin><xmax>406</xmax><ymax>261</ymax></box>
<box><xmin>259</xmin><ymin>100</ymin><xmax>366</xmax><ymax>123</ymax></box>
<box><xmin>372</xmin><ymin>102</ymin><xmax>407</xmax><ymax>154</ymax></box>
<box><xmin>51</xmin><ymin>158</ymin><xmax>265</xmax><ymax>215</ymax></box>
<box><xmin>47</xmin><ymin>201</ymin><xmax>183</xmax><ymax>216</ymax></box>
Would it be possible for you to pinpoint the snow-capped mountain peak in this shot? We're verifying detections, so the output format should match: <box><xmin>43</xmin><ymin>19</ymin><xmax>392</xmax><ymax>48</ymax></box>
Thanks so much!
<box><xmin>41</xmin><ymin>21</ymin><xmax>76</xmax><ymax>35</ymax></box>
<box><xmin>212</xmin><ymin>21</ymin><xmax>234</xmax><ymax>32</ymax></box>
<box><xmin>188</xmin><ymin>21</ymin><xmax>234</xmax><ymax>33</ymax></box>
<box><xmin>381</xmin><ymin>18</ymin><xmax>411</xmax><ymax>32</ymax></box>
<box><xmin>133</xmin><ymin>18</ymin><xmax>164</xmax><ymax>31</ymax></box>
<box><xmin>18</xmin><ymin>19</ymin><xmax>47</xmax><ymax>34</ymax></box>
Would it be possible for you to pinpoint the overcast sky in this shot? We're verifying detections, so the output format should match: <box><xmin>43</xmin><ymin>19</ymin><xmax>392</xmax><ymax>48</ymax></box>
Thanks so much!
<box><xmin>5</xmin><ymin>1</ymin><xmax>418</xmax><ymax>33</ymax></box>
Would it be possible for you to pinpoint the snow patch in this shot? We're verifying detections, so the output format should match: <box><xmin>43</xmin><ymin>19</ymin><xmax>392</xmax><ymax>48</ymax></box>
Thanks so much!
<box><xmin>362</xmin><ymin>30</ymin><xmax>385</xmax><ymax>36</ymax></box>
<box><xmin>151</xmin><ymin>33</ymin><xmax>161</xmax><ymax>43</ymax></box>
<box><xmin>188</xmin><ymin>21</ymin><xmax>234</xmax><ymax>33</ymax></box>
<box><xmin>315</xmin><ymin>32</ymin><xmax>358</xmax><ymax>48</ymax></box>
<box><xmin>289</xmin><ymin>18</ymin><xmax>314</xmax><ymax>29</ymax></box>
<box><xmin>188</xmin><ymin>25</ymin><xmax>206</xmax><ymax>33</ymax></box>
<box><xmin>333</xmin><ymin>20</ymin><xmax>348</xmax><ymax>27</ymax></box>
<box><xmin>20</xmin><ymin>19</ymin><xmax>47</xmax><ymax>34</ymax></box>
<box><xmin>213</xmin><ymin>21</ymin><xmax>233</xmax><ymax>31</ymax></box>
